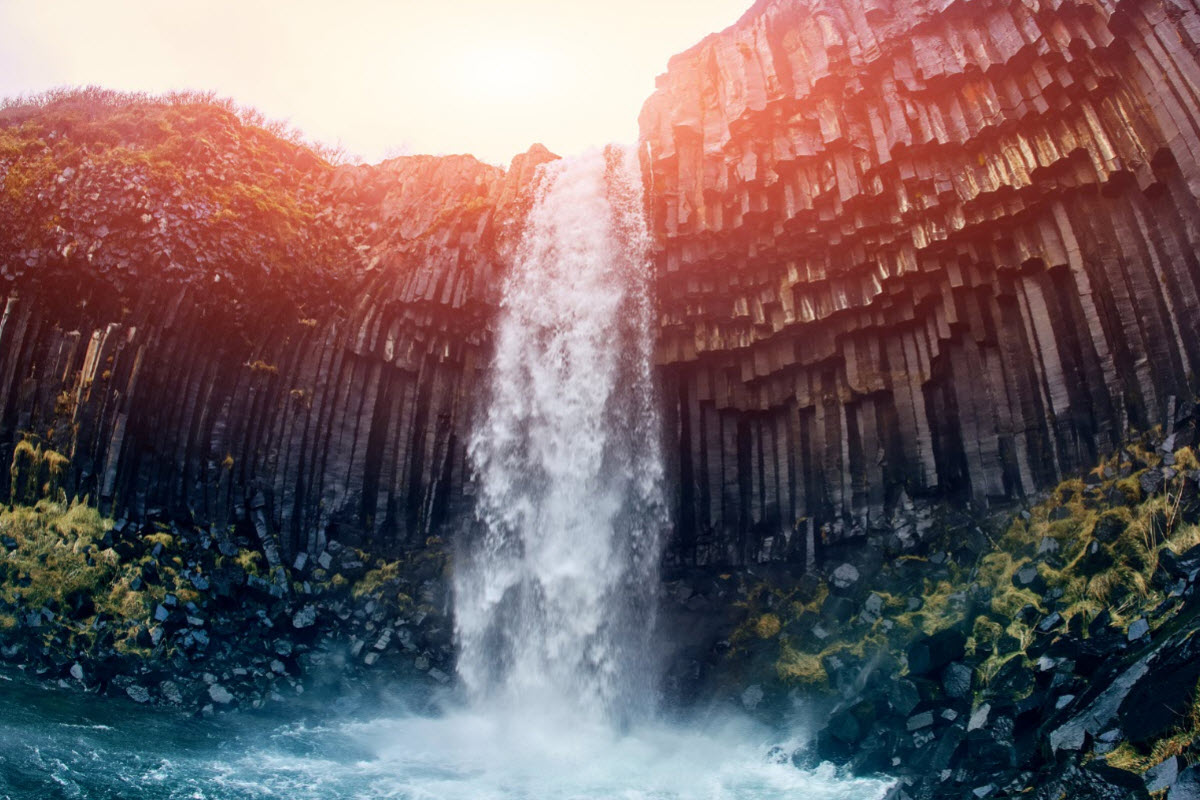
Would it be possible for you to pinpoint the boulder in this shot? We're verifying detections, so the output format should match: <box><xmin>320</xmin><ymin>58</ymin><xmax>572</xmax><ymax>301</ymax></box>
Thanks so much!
<box><xmin>942</xmin><ymin>662</ymin><xmax>973</xmax><ymax>699</ymax></box>
<box><xmin>1033</xmin><ymin>762</ymin><xmax>1149</xmax><ymax>800</ymax></box>
<box><xmin>830</xmin><ymin>563</ymin><xmax>861</xmax><ymax>594</ymax></box>
<box><xmin>907</xmin><ymin>629</ymin><xmax>966</xmax><ymax>676</ymax></box>
<box><xmin>1146</xmin><ymin>756</ymin><xmax>1185</xmax><ymax>794</ymax></box>
<box><xmin>292</xmin><ymin>605</ymin><xmax>318</xmax><ymax>629</ymax></box>
<box><xmin>1170</xmin><ymin>766</ymin><xmax>1200</xmax><ymax>800</ymax></box>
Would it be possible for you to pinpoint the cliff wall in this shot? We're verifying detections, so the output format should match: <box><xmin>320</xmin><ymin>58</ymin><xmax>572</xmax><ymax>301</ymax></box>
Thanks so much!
<box><xmin>6</xmin><ymin>0</ymin><xmax>1200</xmax><ymax>570</ymax></box>
<box><xmin>641</xmin><ymin>0</ymin><xmax>1200</xmax><ymax>566</ymax></box>
<box><xmin>0</xmin><ymin>93</ymin><xmax>554</xmax><ymax>558</ymax></box>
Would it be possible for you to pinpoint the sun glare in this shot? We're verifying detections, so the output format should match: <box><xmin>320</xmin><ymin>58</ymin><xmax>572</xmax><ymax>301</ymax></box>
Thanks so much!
<box><xmin>459</xmin><ymin>45</ymin><xmax>562</xmax><ymax>106</ymax></box>
<box><xmin>0</xmin><ymin>0</ymin><xmax>750</xmax><ymax>164</ymax></box>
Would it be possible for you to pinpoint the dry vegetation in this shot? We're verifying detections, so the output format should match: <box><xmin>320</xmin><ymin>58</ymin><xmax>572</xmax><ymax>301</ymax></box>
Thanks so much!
<box><xmin>0</xmin><ymin>87</ymin><xmax>357</xmax><ymax>316</ymax></box>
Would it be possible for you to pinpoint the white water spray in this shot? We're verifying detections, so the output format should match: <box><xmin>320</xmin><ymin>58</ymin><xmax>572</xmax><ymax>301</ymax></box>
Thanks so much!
<box><xmin>455</xmin><ymin>146</ymin><xmax>667</xmax><ymax>721</ymax></box>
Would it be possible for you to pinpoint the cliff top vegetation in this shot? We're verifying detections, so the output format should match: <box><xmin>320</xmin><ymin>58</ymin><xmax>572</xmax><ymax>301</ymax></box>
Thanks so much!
<box><xmin>0</xmin><ymin>87</ymin><xmax>357</xmax><ymax>316</ymax></box>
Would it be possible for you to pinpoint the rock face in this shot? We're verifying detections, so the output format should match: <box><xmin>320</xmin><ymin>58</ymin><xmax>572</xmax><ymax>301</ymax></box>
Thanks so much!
<box><xmin>640</xmin><ymin>0</ymin><xmax>1200</xmax><ymax>566</ymax></box>
<box><xmin>8</xmin><ymin>0</ymin><xmax>1200</xmax><ymax>571</ymax></box>
<box><xmin>0</xmin><ymin>94</ymin><xmax>556</xmax><ymax>558</ymax></box>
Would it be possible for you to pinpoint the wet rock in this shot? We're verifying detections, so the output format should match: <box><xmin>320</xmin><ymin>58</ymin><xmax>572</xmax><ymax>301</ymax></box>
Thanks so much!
<box><xmin>966</xmin><ymin>715</ymin><xmax>1015</xmax><ymax>771</ymax></box>
<box><xmin>1146</xmin><ymin>756</ymin><xmax>1185</xmax><ymax>794</ymax></box>
<box><xmin>1032</xmin><ymin>762</ymin><xmax>1149</xmax><ymax>800</ymax></box>
<box><xmin>208</xmin><ymin>684</ymin><xmax>234</xmax><ymax>705</ymax></box>
<box><xmin>968</xmin><ymin>703</ymin><xmax>990</xmax><ymax>731</ymax></box>
<box><xmin>1120</xmin><ymin>653</ymin><xmax>1200</xmax><ymax>746</ymax></box>
<box><xmin>1140</xmin><ymin>471</ymin><xmax>1165</xmax><ymax>497</ymax></box>
<box><xmin>292</xmin><ymin>605</ymin><xmax>317</xmax><ymax>629</ymax></box>
<box><xmin>1038</xmin><ymin>537</ymin><xmax>1060</xmax><ymax>557</ymax></box>
<box><xmin>830</xmin><ymin>563</ymin><xmax>861</xmax><ymax>593</ymax></box>
<box><xmin>942</xmin><ymin>663</ymin><xmax>973</xmax><ymax>699</ymax></box>
<box><xmin>820</xmin><ymin>595</ymin><xmax>856</xmax><ymax>625</ymax></box>
<box><xmin>125</xmin><ymin>684</ymin><xmax>150</xmax><ymax>703</ymax></box>
<box><xmin>159</xmin><ymin>681</ymin><xmax>183</xmax><ymax>705</ymax></box>
<box><xmin>907</xmin><ymin>711</ymin><xmax>934</xmax><ymax>731</ymax></box>
<box><xmin>862</xmin><ymin>593</ymin><xmax>884</xmax><ymax>619</ymax></box>
<box><xmin>888</xmin><ymin>678</ymin><xmax>921</xmax><ymax>716</ymax></box>
<box><xmin>907</xmin><ymin>629</ymin><xmax>966</xmax><ymax>676</ymax></box>
<box><xmin>1170</xmin><ymin>766</ymin><xmax>1200</xmax><ymax>800</ymax></box>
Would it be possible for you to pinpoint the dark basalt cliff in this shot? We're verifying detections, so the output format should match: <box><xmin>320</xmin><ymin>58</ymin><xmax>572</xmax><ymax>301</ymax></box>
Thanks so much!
<box><xmin>642</xmin><ymin>0</ymin><xmax>1200</xmax><ymax>566</ymax></box>
<box><xmin>0</xmin><ymin>94</ymin><xmax>555</xmax><ymax>558</ymax></box>
<box><xmin>5</xmin><ymin>0</ymin><xmax>1200</xmax><ymax>572</ymax></box>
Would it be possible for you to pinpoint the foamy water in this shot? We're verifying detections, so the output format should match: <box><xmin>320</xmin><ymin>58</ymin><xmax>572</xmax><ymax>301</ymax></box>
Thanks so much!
<box><xmin>0</xmin><ymin>676</ymin><xmax>892</xmax><ymax>800</ymax></box>
<box><xmin>456</xmin><ymin>146</ymin><xmax>667</xmax><ymax>721</ymax></box>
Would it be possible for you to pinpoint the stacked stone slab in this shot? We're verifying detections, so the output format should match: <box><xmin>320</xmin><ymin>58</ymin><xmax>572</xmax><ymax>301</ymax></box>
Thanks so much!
<box><xmin>639</xmin><ymin>0</ymin><xmax>1200</xmax><ymax>565</ymax></box>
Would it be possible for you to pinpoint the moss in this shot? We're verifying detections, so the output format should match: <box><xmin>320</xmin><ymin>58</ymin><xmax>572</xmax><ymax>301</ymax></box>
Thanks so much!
<box><xmin>1114</xmin><ymin>475</ymin><xmax>1144</xmax><ymax>505</ymax></box>
<box><xmin>972</xmin><ymin>617</ymin><xmax>1004</xmax><ymax>646</ymax></box>
<box><xmin>755</xmin><ymin>613</ymin><xmax>782</xmax><ymax>639</ymax></box>
<box><xmin>776</xmin><ymin>642</ymin><xmax>831</xmax><ymax>688</ymax></box>
<box><xmin>353</xmin><ymin>560</ymin><xmax>402</xmax><ymax>599</ymax></box>
<box><xmin>1105</xmin><ymin>679</ymin><xmax>1200</xmax><ymax>773</ymax></box>
<box><xmin>0</xmin><ymin>500</ymin><xmax>144</xmax><ymax>631</ymax></box>
<box><xmin>1176</xmin><ymin>446</ymin><xmax>1200</xmax><ymax>471</ymax></box>
<box><xmin>235</xmin><ymin>549</ymin><xmax>264</xmax><ymax>576</ymax></box>
<box><xmin>9</xmin><ymin>439</ymin><xmax>69</xmax><ymax>505</ymax></box>
<box><xmin>1166</xmin><ymin>522</ymin><xmax>1200</xmax><ymax>554</ymax></box>
<box><xmin>143</xmin><ymin>532</ymin><xmax>174</xmax><ymax>550</ymax></box>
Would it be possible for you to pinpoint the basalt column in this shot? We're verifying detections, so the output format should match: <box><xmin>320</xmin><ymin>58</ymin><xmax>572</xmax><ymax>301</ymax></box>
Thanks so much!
<box><xmin>641</xmin><ymin>0</ymin><xmax>1200</xmax><ymax>566</ymax></box>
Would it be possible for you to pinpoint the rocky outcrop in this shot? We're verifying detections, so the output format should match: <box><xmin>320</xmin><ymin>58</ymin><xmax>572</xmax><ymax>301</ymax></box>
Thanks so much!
<box><xmin>10</xmin><ymin>0</ymin><xmax>1200</xmax><ymax>573</ymax></box>
<box><xmin>641</xmin><ymin>0</ymin><xmax>1200</xmax><ymax>566</ymax></box>
<box><xmin>0</xmin><ymin>93</ymin><xmax>556</xmax><ymax>559</ymax></box>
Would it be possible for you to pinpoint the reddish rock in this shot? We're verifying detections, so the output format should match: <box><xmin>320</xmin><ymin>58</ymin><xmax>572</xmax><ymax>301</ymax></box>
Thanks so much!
<box><xmin>640</xmin><ymin>0</ymin><xmax>1200</xmax><ymax>565</ymax></box>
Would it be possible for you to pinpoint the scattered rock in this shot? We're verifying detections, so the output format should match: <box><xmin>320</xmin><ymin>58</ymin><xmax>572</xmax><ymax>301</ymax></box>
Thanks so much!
<box><xmin>292</xmin><ymin>605</ymin><xmax>317</xmax><ymax>629</ymax></box>
<box><xmin>1146</xmin><ymin>756</ymin><xmax>1185</xmax><ymax>794</ymax></box>
<box><xmin>907</xmin><ymin>629</ymin><xmax>966</xmax><ymax>676</ymax></box>
<box><xmin>942</xmin><ymin>663</ymin><xmax>973</xmax><ymax>699</ymax></box>
<box><xmin>208</xmin><ymin>684</ymin><xmax>234</xmax><ymax>705</ymax></box>
<box><xmin>831</xmin><ymin>563</ymin><xmax>861</xmax><ymax>593</ymax></box>
<box><xmin>1170</xmin><ymin>766</ymin><xmax>1200</xmax><ymax>800</ymax></box>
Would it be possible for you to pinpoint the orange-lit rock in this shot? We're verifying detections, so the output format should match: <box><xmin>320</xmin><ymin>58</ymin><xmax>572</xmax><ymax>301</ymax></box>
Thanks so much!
<box><xmin>0</xmin><ymin>93</ymin><xmax>556</xmax><ymax>555</ymax></box>
<box><xmin>641</xmin><ymin>0</ymin><xmax>1200</xmax><ymax>565</ymax></box>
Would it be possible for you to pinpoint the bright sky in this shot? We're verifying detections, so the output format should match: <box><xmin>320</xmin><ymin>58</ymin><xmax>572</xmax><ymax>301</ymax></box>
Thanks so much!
<box><xmin>0</xmin><ymin>1</ymin><xmax>749</xmax><ymax>166</ymax></box>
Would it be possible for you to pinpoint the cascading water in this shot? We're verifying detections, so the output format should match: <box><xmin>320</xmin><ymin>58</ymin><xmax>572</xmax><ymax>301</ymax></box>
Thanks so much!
<box><xmin>455</xmin><ymin>145</ymin><xmax>667</xmax><ymax>722</ymax></box>
<box><xmin>0</xmin><ymin>145</ymin><xmax>893</xmax><ymax>800</ymax></box>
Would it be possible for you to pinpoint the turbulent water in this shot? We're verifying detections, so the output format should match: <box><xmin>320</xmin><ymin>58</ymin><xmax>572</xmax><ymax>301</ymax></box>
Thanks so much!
<box><xmin>455</xmin><ymin>147</ymin><xmax>667</xmax><ymax>722</ymax></box>
<box><xmin>0</xmin><ymin>674</ymin><xmax>892</xmax><ymax>800</ymax></box>
<box><xmin>3</xmin><ymin>147</ymin><xmax>892</xmax><ymax>800</ymax></box>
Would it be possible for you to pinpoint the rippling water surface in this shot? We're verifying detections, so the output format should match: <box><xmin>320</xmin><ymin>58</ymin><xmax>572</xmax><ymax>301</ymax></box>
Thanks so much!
<box><xmin>0</xmin><ymin>675</ymin><xmax>891</xmax><ymax>800</ymax></box>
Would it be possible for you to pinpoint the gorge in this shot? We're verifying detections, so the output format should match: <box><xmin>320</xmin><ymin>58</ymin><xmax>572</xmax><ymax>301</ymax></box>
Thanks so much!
<box><xmin>6</xmin><ymin>0</ymin><xmax>1200</xmax><ymax>796</ymax></box>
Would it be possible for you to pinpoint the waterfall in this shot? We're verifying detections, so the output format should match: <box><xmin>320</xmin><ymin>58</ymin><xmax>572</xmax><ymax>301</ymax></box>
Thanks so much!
<box><xmin>454</xmin><ymin>145</ymin><xmax>667</xmax><ymax>723</ymax></box>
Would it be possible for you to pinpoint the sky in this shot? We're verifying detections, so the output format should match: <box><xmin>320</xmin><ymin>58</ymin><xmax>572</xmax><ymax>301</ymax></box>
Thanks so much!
<box><xmin>0</xmin><ymin>1</ymin><xmax>750</xmax><ymax>166</ymax></box>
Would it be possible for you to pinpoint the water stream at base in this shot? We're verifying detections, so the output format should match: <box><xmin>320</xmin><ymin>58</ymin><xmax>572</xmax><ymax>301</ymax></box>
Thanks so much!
<box><xmin>0</xmin><ymin>148</ymin><xmax>892</xmax><ymax>800</ymax></box>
